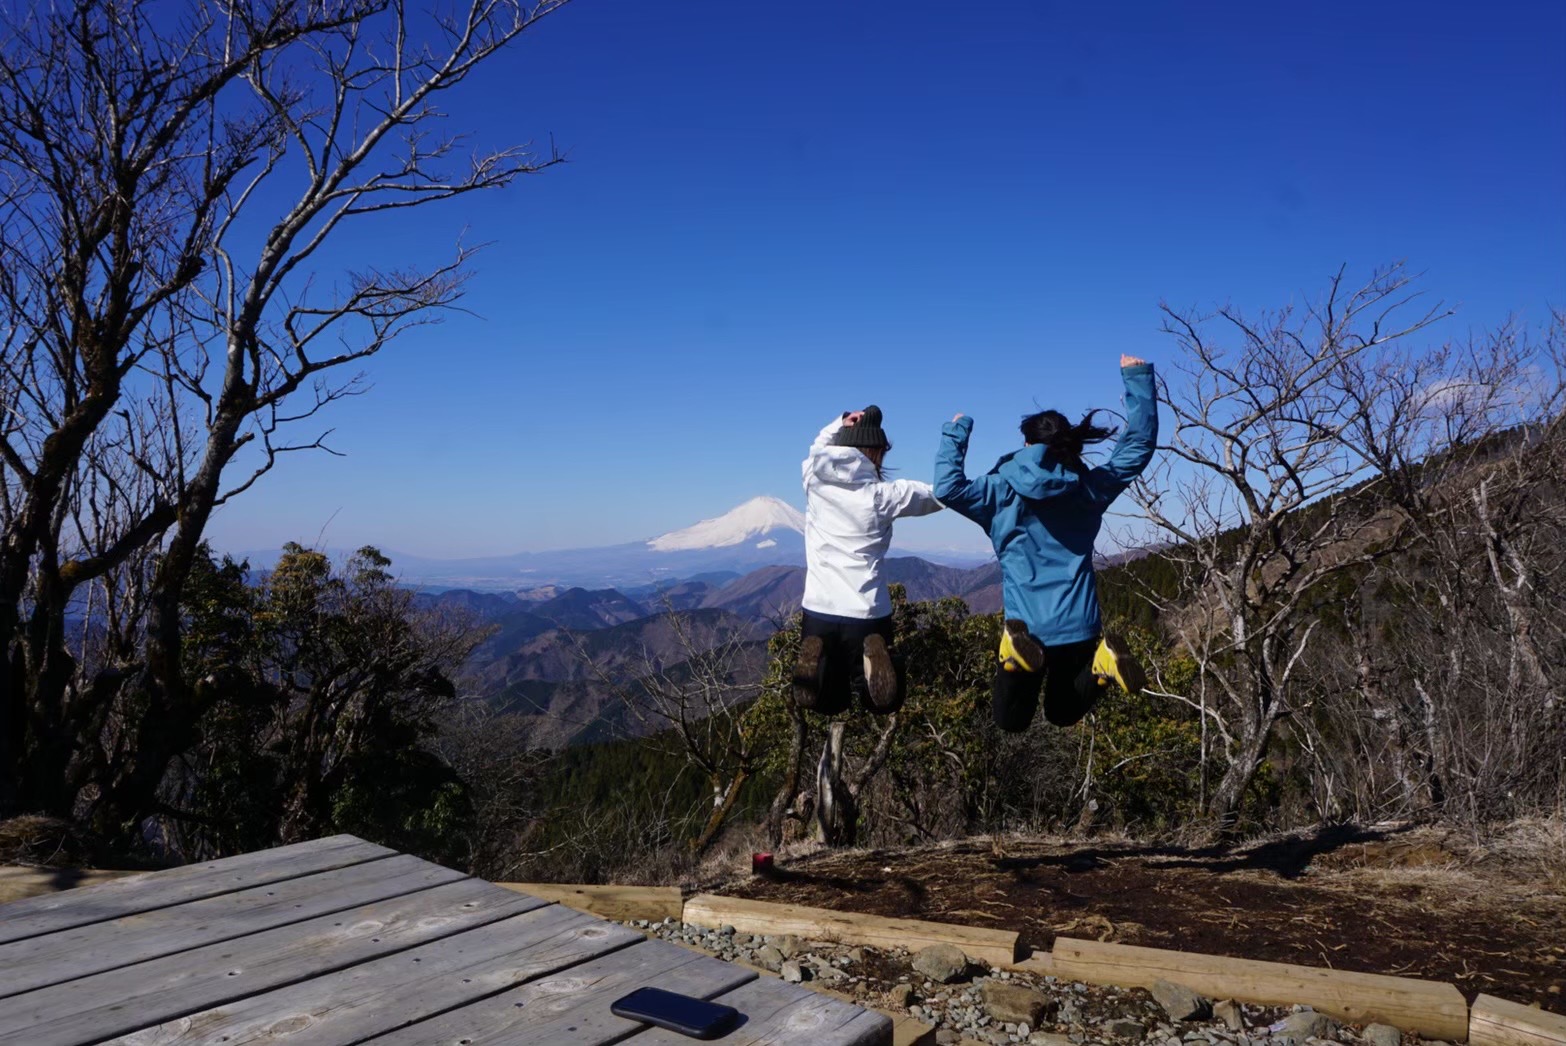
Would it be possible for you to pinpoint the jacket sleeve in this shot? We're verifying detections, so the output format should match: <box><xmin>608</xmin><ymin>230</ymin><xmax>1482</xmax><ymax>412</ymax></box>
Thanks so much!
<box><xmin>878</xmin><ymin>479</ymin><xmax>944</xmax><ymax>521</ymax></box>
<box><xmin>934</xmin><ymin>416</ymin><xmax>1004</xmax><ymax>529</ymax></box>
<box><xmin>1086</xmin><ymin>362</ymin><xmax>1159</xmax><ymax>506</ymax></box>
<box><xmin>803</xmin><ymin>415</ymin><xmax>846</xmax><ymax>490</ymax></box>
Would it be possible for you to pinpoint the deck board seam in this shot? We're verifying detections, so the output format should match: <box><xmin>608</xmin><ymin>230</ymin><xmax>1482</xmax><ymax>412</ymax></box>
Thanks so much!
<box><xmin>0</xmin><ymin>872</ymin><xmax>482</xmax><ymax>1001</ymax></box>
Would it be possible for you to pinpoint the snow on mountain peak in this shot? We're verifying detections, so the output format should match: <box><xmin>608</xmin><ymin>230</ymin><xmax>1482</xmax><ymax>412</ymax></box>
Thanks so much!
<box><xmin>647</xmin><ymin>496</ymin><xmax>805</xmax><ymax>552</ymax></box>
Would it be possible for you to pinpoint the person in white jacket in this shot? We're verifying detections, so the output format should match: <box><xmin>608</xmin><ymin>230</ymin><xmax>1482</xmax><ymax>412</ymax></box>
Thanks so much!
<box><xmin>794</xmin><ymin>405</ymin><xmax>943</xmax><ymax>715</ymax></box>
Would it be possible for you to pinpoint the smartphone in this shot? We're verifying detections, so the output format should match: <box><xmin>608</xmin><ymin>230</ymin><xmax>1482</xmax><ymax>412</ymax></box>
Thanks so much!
<box><xmin>611</xmin><ymin>986</ymin><xmax>740</xmax><ymax>1040</ymax></box>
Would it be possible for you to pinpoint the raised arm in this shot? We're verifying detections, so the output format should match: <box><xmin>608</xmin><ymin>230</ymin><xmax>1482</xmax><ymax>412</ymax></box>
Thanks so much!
<box><xmin>878</xmin><ymin>479</ymin><xmax>943</xmax><ymax>521</ymax></box>
<box><xmin>810</xmin><ymin>413</ymin><xmax>849</xmax><ymax>453</ymax></box>
<box><xmin>1086</xmin><ymin>356</ymin><xmax>1159</xmax><ymax>504</ymax></box>
<box><xmin>934</xmin><ymin>414</ymin><xmax>1004</xmax><ymax>529</ymax></box>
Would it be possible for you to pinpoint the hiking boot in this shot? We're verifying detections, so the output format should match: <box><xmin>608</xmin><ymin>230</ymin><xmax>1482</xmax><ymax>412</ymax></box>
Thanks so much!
<box><xmin>861</xmin><ymin>633</ymin><xmax>900</xmax><ymax>713</ymax></box>
<box><xmin>1092</xmin><ymin>632</ymin><xmax>1147</xmax><ymax>694</ymax></box>
<box><xmin>792</xmin><ymin>635</ymin><xmax>825</xmax><ymax>709</ymax></box>
<box><xmin>998</xmin><ymin>619</ymin><xmax>1045</xmax><ymax>674</ymax></box>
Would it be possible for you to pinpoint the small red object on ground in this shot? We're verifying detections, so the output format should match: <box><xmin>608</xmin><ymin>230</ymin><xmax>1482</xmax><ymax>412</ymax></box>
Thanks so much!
<box><xmin>752</xmin><ymin>852</ymin><xmax>774</xmax><ymax>875</ymax></box>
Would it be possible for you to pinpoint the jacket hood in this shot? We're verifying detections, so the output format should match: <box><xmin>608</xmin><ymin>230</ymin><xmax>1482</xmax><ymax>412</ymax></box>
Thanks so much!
<box><xmin>809</xmin><ymin>445</ymin><xmax>881</xmax><ymax>488</ymax></box>
<box><xmin>996</xmin><ymin>446</ymin><xmax>1082</xmax><ymax>500</ymax></box>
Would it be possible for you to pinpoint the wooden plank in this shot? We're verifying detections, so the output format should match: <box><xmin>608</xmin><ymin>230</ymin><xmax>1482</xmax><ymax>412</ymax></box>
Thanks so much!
<box><xmin>630</xmin><ymin>975</ymin><xmax>893</xmax><ymax>1046</ymax></box>
<box><xmin>370</xmin><ymin>937</ymin><xmax>756</xmax><ymax>1045</ymax></box>
<box><xmin>0</xmin><ymin>852</ymin><xmax>465</xmax><ymax>998</ymax></box>
<box><xmin>0</xmin><ymin>877</ymin><xmax>544</xmax><ymax>1046</ymax></box>
<box><xmin>498</xmin><ymin>882</ymin><xmax>683</xmax><ymax>922</ymax></box>
<box><xmin>107</xmin><ymin>901</ymin><xmax>644</xmax><ymax>1045</ymax></box>
<box><xmin>684</xmin><ymin>894</ymin><xmax>1020</xmax><ymax>968</ymax></box>
<box><xmin>0</xmin><ymin>834</ymin><xmax>393</xmax><ymax>944</ymax></box>
<box><xmin>0</xmin><ymin>866</ymin><xmax>135</xmax><ymax>904</ymax></box>
<box><xmin>1470</xmin><ymin>994</ymin><xmax>1566</xmax><ymax>1046</ymax></box>
<box><xmin>656</xmin><ymin>921</ymin><xmax>934</xmax><ymax>1046</ymax></box>
<box><xmin>1051</xmin><ymin>936</ymin><xmax>1469</xmax><ymax>1041</ymax></box>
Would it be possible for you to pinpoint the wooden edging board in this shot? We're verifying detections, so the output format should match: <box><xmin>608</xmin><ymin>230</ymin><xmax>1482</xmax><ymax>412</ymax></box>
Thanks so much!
<box><xmin>1470</xmin><ymin>993</ymin><xmax>1566</xmax><ymax>1046</ymax></box>
<box><xmin>1052</xmin><ymin>936</ymin><xmax>1470</xmax><ymax>1042</ymax></box>
<box><xmin>496</xmin><ymin>882</ymin><xmax>683</xmax><ymax>922</ymax></box>
<box><xmin>683</xmin><ymin>892</ymin><xmax>1022</xmax><ymax>969</ymax></box>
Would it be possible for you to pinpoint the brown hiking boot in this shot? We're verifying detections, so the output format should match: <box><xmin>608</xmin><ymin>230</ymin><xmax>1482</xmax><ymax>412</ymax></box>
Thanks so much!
<box><xmin>861</xmin><ymin>633</ymin><xmax>900</xmax><ymax>713</ymax></box>
<box><xmin>792</xmin><ymin>635</ymin><xmax>826</xmax><ymax>709</ymax></box>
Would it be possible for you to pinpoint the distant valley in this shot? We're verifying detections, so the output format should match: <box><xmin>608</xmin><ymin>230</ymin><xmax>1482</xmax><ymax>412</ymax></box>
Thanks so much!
<box><xmin>425</xmin><ymin>553</ymin><xmax>1003</xmax><ymax>749</ymax></box>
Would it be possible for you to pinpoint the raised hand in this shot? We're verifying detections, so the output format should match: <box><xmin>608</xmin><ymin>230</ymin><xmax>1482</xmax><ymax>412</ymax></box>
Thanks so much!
<box><xmin>952</xmin><ymin>413</ymin><xmax>966</xmax><ymax>423</ymax></box>
<box><xmin>844</xmin><ymin>410</ymin><xmax>865</xmax><ymax>426</ymax></box>
<box><xmin>1120</xmin><ymin>354</ymin><xmax>1146</xmax><ymax>367</ymax></box>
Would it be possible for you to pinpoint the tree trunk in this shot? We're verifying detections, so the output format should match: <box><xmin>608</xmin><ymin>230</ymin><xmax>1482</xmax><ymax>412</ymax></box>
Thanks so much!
<box><xmin>766</xmin><ymin>705</ymin><xmax>808</xmax><ymax>847</ymax></box>
<box><xmin>1208</xmin><ymin>710</ymin><xmax>1277</xmax><ymax>834</ymax></box>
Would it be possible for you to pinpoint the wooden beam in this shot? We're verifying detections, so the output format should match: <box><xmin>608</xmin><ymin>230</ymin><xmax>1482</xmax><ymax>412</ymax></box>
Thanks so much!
<box><xmin>1470</xmin><ymin>994</ymin><xmax>1566</xmax><ymax>1046</ymax></box>
<box><xmin>1052</xmin><ymin>937</ymin><xmax>1468</xmax><ymax>1042</ymax></box>
<box><xmin>683</xmin><ymin>894</ymin><xmax>1020</xmax><ymax>969</ymax></box>
<box><xmin>497</xmin><ymin>883</ymin><xmax>683</xmax><ymax>922</ymax></box>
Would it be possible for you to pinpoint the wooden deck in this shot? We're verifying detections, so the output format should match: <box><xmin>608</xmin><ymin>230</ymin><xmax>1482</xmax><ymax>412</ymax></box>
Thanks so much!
<box><xmin>0</xmin><ymin>835</ymin><xmax>891</xmax><ymax>1045</ymax></box>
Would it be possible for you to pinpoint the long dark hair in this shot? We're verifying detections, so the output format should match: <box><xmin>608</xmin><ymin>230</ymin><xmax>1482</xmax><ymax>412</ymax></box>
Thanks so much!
<box><xmin>1019</xmin><ymin>409</ymin><xmax>1116</xmax><ymax>472</ymax></box>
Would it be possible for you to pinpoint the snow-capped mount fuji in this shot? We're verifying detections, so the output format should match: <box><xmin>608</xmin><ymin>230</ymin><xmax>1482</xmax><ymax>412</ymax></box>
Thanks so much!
<box><xmin>375</xmin><ymin>496</ymin><xmax>809</xmax><ymax>591</ymax></box>
<box><xmin>647</xmin><ymin>496</ymin><xmax>805</xmax><ymax>552</ymax></box>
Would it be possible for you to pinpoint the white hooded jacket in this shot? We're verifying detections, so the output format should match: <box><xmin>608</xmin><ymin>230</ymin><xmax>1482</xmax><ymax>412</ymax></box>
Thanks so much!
<box><xmin>801</xmin><ymin>415</ymin><xmax>943</xmax><ymax>619</ymax></box>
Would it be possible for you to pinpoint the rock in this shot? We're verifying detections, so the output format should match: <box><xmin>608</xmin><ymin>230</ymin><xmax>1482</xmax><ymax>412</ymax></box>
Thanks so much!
<box><xmin>981</xmin><ymin>981</ymin><xmax>1055</xmax><ymax>1025</ymax></box>
<box><xmin>774</xmin><ymin>934</ymin><xmax>804</xmax><ymax>959</ymax></box>
<box><xmin>1108</xmin><ymin>1019</ymin><xmax>1148</xmax><ymax>1040</ymax></box>
<box><xmin>1031</xmin><ymin>1036</ymin><xmax>1077</xmax><ymax>1046</ymax></box>
<box><xmin>1364</xmin><ymin>1025</ymin><xmax>1402</xmax><ymax>1046</ymax></box>
<box><xmin>1214</xmin><ymin>1000</ymin><xmax>1243</xmax><ymax>1031</ymax></box>
<box><xmin>1281</xmin><ymin>1010</ymin><xmax>1338</xmax><ymax>1040</ymax></box>
<box><xmin>753</xmin><ymin>944</ymin><xmax>783</xmax><ymax>969</ymax></box>
<box><xmin>1151</xmin><ymin>980</ymin><xmax>1212</xmax><ymax>1022</ymax></box>
<box><xmin>780</xmin><ymin>960</ymin><xmax>804</xmax><ymax>983</ymax></box>
<box><xmin>913</xmin><ymin>943</ymin><xmax>971</xmax><ymax>984</ymax></box>
<box><xmin>936</xmin><ymin>1031</ymin><xmax>962</xmax><ymax>1046</ymax></box>
<box><xmin>888</xmin><ymin>983</ymin><xmax>915</xmax><ymax>1008</ymax></box>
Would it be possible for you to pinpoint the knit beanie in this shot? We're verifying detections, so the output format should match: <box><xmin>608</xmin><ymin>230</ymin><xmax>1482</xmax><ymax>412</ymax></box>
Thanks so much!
<box><xmin>834</xmin><ymin>405</ymin><xmax>889</xmax><ymax>449</ymax></box>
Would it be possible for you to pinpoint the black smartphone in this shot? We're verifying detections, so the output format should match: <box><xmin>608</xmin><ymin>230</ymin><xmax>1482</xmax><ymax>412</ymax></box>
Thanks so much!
<box><xmin>610</xmin><ymin>986</ymin><xmax>740</xmax><ymax>1040</ymax></box>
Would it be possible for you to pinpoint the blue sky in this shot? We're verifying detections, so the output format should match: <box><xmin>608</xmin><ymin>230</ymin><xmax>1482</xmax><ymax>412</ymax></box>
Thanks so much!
<box><xmin>205</xmin><ymin>0</ymin><xmax>1566</xmax><ymax>559</ymax></box>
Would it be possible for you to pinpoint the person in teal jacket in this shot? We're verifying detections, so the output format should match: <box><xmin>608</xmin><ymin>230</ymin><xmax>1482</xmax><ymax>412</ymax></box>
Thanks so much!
<box><xmin>935</xmin><ymin>354</ymin><xmax>1158</xmax><ymax>731</ymax></box>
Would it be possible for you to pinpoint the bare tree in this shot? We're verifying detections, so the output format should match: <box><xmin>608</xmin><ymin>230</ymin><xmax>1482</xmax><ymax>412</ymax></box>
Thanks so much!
<box><xmin>0</xmin><ymin>0</ymin><xmax>568</xmax><ymax>841</ymax></box>
<box><xmin>578</xmin><ymin>607</ymin><xmax>771</xmax><ymax>856</ymax></box>
<box><xmin>1131</xmin><ymin>264</ymin><xmax>1448</xmax><ymax>832</ymax></box>
<box><xmin>1328</xmin><ymin>313</ymin><xmax>1566</xmax><ymax>819</ymax></box>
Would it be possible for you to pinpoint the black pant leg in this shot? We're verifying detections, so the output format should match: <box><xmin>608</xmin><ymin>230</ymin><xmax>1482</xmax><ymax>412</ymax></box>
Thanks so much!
<box><xmin>800</xmin><ymin>611</ymin><xmax>852</xmax><ymax>715</ymax></box>
<box><xmin>1041</xmin><ymin>637</ymin><xmax>1103</xmax><ymax>727</ymax></box>
<box><xmin>992</xmin><ymin>664</ymin><xmax>1043</xmax><ymax>733</ymax></box>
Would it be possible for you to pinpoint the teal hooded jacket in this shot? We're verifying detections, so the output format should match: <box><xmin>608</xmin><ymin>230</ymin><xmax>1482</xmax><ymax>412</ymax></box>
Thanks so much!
<box><xmin>934</xmin><ymin>363</ymin><xmax>1158</xmax><ymax>645</ymax></box>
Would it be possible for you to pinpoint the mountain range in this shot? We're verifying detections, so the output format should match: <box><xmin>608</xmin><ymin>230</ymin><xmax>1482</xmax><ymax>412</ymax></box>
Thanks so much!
<box><xmin>425</xmin><ymin>548</ymin><xmax>1004</xmax><ymax>749</ymax></box>
<box><xmin>399</xmin><ymin>496</ymin><xmax>1134</xmax><ymax>749</ymax></box>
<box><xmin>245</xmin><ymin>496</ymin><xmax>988</xmax><ymax>592</ymax></box>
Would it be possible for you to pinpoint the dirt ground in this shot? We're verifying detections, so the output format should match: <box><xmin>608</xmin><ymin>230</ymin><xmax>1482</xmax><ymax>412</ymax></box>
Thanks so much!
<box><xmin>717</xmin><ymin>822</ymin><xmax>1566</xmax><ymax>1007</ymax></box>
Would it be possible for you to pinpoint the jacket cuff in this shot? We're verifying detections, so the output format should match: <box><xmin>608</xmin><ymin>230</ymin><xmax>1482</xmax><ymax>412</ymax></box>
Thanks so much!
<box><xmin>942</xmin><ymin>418</ymin><xmax>973</xmax><ymax>440</ymax></box>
